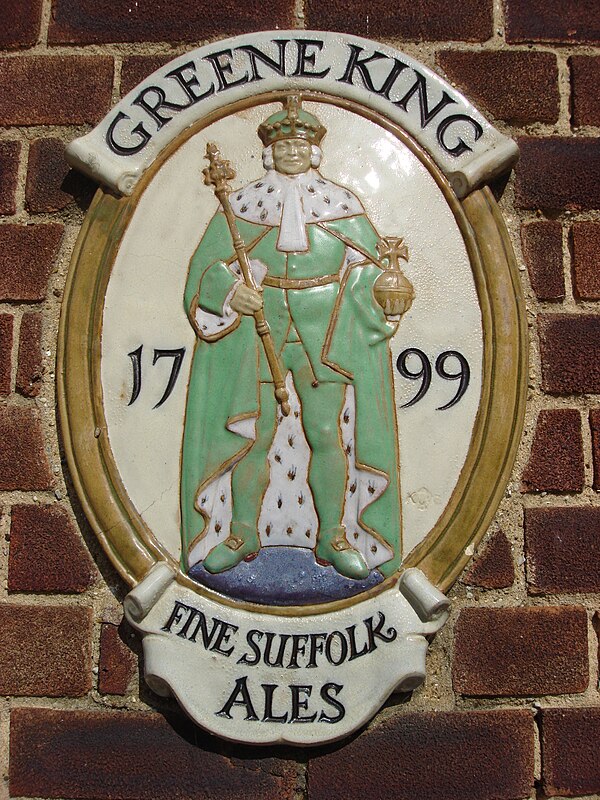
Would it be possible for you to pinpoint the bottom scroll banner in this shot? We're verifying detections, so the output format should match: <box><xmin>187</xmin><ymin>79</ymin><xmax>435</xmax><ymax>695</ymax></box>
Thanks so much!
<box><xmin>124</xmin><ymin>565</ymin><xmax>449</xmax><ymax>746</ymax></box>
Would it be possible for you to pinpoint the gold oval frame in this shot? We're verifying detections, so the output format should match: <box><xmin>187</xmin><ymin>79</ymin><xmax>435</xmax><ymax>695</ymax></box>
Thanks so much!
<box><xmin>58</xmin><ymin>91</ymin><xmax>527</xmax><ymax>611</ymax></box>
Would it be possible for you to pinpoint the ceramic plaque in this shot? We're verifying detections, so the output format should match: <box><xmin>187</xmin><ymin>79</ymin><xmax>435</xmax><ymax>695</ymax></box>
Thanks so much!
<box><xmin>59</xmin><ymin>31</ymin><xmax>526</xmax><ymax>746</ymax></box>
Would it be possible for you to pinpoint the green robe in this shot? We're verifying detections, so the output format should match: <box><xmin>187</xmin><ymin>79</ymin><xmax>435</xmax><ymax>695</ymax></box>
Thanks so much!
<box><xmin>180</xmin><ymin>210</ymin><xmax>402</xmax><ymax>578</ymax></box>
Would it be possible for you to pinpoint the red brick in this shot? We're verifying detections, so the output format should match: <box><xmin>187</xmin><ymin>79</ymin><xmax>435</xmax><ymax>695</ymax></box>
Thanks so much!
<box><xmin>462</xmin><ymin>530</ymin><xmax>514</xmax><ymax>589</ymax></box>
<box><xmin>8</xmin><ymin>504</ymin><xmax>94</xmax><ymax>593</ymax></box>
<box><xmin>0</xmin><ymin>56</ymin><xmax>113</xmax><ymax>126</ymax></box>
<box><xmin>521</xmin><ymin>220</ymin><xmax>565</xmax><ymax>301</ymax></box>
<box><xmin>539</xmin><ymin>314</ymin><xmax>600</xmax><ymax>394</ymax></box>
<box><xmin>571</xmin><ymin>56</ymin><xmax>600</xmax><ymax>127</ymax></box>
<box><xmin>98</xmin><ymin>621</ymin><xmax>136</xmax><ymax>694</ymax></box>
<box><xmin>16</xmin><ymin>312</ymin><xmax>43</xmax><ymax>397</ymax></box>
<box><xmin>515</xmin><ymin>137</ymin><xmax>600</xmax><ymax>212</ymax></box>
<box><xmin>0</xmin><ymin>314</ymin><xmax>13</xmax><ymax>396</ymax></box>
<box><xmin>308</xmin><ymin>710</ymin><xmax>534</xmax><ymax>800</ymax></box>
<box><xmin>590</xmin><ymin>409</ymin><xmax>600</xmax><ymax>489</ymax></box>
<box><xmin>121</xmin><ymin>55</ymin><xmax>175</xmax><ymax>96</ymax></box>
<box><xmin>0</xmin><ymin>141</ymin><xmax>21</xmax><ymax>216</ymax></box>
<box><xmin>453</xmin><ymin>606</ymin><xmax>588</xmax><ymax>696</ymax></box>
<box><xmin>524</xmin><ymin>507</ymin><xmax>600</xmax><ymax>594</ymax></box>
<box><xmin>0</xmin><ymin>0</ymin><xmax>43</xmax><ymax>49</ymax></box>
<box><xmin>0</xmin><ymin>605</ymin><xmax>92</xmax><ymax>696</ymax></box>
<box><xmin>571</xmin><ymin>221</ymin><xmax>600</xmax><ymax>301</ymax></box>
<box><xmin>49</xmin><ymin>0</ymin><xmax>294</xmax><ymax>44</ymax></box>
<box><xmin>438</xmin><ymin>50</ymin><xmax>558</xmax><ymax>124</ymax></box>
<box><xmin>10</xmin><ymin>707</ymin><xmax>299</xmax><ymax>799</ymax></box>
<box><xmin>307</xmin><ymin>0</ymin><xmax>492</xmax><ymax>41</ymax></box>
<box><xmin>0</xmin><ymin>407</ymin><xmax>52</xmax><ymax>490</ymax></box>
<box><xmin>540</xmin><ymin>708</ymin><xmax>600</xmax><ymax>797</ymax></box>
<box><xmin>0</xmin><ymin>223</ymin><xmax>63</xmax><ymax>302</ymax></box>
<box><xmin>505</xmin><ymin>0</ymin><xmax>600</xmax><ymax>44</ymax></box>
<box><xmin>26</xmin><ymin>138</ymin><xmax>94</xmax><ymax>214</ymax></box>
<box><xmin>521</xmin><ymin>409</ymin><xmax>584</xmax><ymax>492</ymax></box>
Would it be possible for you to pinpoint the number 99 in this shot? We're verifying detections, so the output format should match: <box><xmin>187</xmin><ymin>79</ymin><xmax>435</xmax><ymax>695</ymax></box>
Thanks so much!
<box><xmin>396</xmin><ymin>349</ymin><xmax>470</xmax><ymax>409</ymax></box>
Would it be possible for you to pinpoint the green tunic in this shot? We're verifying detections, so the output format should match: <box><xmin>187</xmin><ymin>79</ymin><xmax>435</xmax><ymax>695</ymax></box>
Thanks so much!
<box><xmin>180</xmin><ymin>210</ymin><xmax>402</xmax><ymax>578</ymax></box>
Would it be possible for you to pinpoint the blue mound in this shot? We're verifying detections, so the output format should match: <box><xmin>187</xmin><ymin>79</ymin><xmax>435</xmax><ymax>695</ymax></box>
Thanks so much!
<box><xmin>188</xmin><ymin>546</ymin><xmax>383</xmax><ymax>606</ymax></box>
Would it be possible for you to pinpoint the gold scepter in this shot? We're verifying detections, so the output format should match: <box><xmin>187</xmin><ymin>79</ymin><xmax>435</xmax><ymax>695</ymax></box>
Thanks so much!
<box><xmin>203</xmin><ymin>142</ymin><xmax>291</xmax><ymax>416</ymax></box>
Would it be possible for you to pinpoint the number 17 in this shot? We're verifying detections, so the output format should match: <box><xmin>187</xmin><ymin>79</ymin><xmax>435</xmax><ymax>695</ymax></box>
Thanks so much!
<box><xmin>127</xmin><ymin>345</ymin><xmax>186</xmax><ymax>408</ymax></box>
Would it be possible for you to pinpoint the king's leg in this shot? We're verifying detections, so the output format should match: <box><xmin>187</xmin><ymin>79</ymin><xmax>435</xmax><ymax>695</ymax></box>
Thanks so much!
<box><xmin>202</xmin><ymin>383</ymin><xmax>277</xmax><ymax>574</ymax></box>
<box><xmin>296</xmin><ymin>374</ymin><xmax>369</xmax><ymax>580</ymax></box>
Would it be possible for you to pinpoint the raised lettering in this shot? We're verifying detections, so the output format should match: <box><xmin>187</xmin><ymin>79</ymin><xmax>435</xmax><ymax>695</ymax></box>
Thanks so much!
<box><xmin>204</xmin><ymin>48</ymin><xmax>249</xmax><ymax>92</ymax></box>
<box><xmin>216</xmin><ymin>676</ymin><xmax>258</xmax><ymax>720</ymax></box>
<box><xmin>364</xmin><ymin>611</ymin><xmax>397</xmax><ymax>652</ymax></box>
<box><xmin>292</xmin><ymin>39</ymin><xmax>330</xmax><ymax>78</ymax></box>
<box><xmin>306</xmin><ymin>632</ymin><xmax>327</xmax><ymax>668</ymax></box>
<box><xmin>161</xmin><ymin>601</ymin><xmax>237</xmax><ymax>655</ymax></box>
<box><xmin>263</xmin><ymin>631</ymin><xmax>290</xmax><ymax>667</ymax></box>
<box><xmin>377</xmin><ymin>58</ymin><xmax>410</xmax><ymax>100</ymax></box>
<box><xmin>338</xmin><ymin>44</ymin><xmax>388</xmax><ymax>91</ymax></box>
<box><xmin>187</xmin><ymin>609</ymin><xmax>220</xmax><ymax>647</ymax></box>
<box><xmin>175</xmin><ymin>606</ymin><xmax>204</xmax><ymax>640</ymax></box>
<box><xmin>165</xmin><ymin>60</ymin><xmax>215</xmax><ymax>104</ymax></box>
<box><xmin>325</xmin><ymin>630</ymin><xmax>348</xmax><ymax>666</ymax></box>
<box><xmin>437</xmin><ymin>114</ymin><xmax>483</xmax><ymax>156</ymax></box>
<box><xmin>161</xmin><ymin>600</ymin><xmax>187</xmax><ymax>633</ymax></box>
<box><xmin>106</xmin><ymin>111</ymin><xmax>152</xmax><ymax>156</ymax></box>
<box><xmin>261</xmin><ymin>684</ymin><xmax>288</xmax><ymax>723</ymax></box>
<box><xmin>237</xmin><ymin>629</ymin><xmax>263</xmax><ymax>665</ymax></box>
<box><xmin>394</xmin><ymin>70</ymin><xmax>456</xmax><ymax>129</ymax></box>
<box><xmin>132</xmin><ymin>86</ymin><xmax>192</xmax><ymax>130</ymax></box>
<box><xmin>287</xmin><ymin>634</ymin><xmax>309</xmax><ymax>669</ymax></box>
<box><xmin>211</xmin><ymin>620</ymin><xmax>239</xmax><ymax>657</ymax></box>
<box><xmin>346</xmin><ymin>623</ymin><xmax>370</xmax><ymax>661</ymax></box>
<box><xmin>319</xmin><ymin>683</ymin><xmax>346</xmax><ymax>723</ymax></box>
<box><xmin>237</xmin><ymin>41</ymin><xmax>289</xmax><ymax>82</ymax></box>
<box><xmin>290</xmin><ymin>685</ymin><xmax>317</xmax><ymax>723</ymax></box>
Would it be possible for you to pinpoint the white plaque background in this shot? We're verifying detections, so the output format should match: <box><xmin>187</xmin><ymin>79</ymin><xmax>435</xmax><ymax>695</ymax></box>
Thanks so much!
<box><xmin>101</xmin><ymin>101</ymin><xmax>483</xmax><ymax>561</ymax></box>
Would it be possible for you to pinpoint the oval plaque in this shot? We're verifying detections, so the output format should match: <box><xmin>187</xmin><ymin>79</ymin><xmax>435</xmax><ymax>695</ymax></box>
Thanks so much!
<box><xmin>59</xmin><ymin>31</ymin><xmax>526</xmax><ymax>745</ymax></box>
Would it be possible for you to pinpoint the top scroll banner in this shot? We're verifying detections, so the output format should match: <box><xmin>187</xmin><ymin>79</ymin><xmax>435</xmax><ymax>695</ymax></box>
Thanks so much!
<box><xmin>66</xmin><ymin>31</ymin><xmax>518</xmax><ymax>199</ymax></box>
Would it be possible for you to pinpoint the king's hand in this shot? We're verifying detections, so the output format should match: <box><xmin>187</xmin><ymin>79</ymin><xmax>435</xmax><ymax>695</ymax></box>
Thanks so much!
<box><xmin>230</xmin><ymin>284</ymin><xmax>263</xmax><ymax>315</ymax></box>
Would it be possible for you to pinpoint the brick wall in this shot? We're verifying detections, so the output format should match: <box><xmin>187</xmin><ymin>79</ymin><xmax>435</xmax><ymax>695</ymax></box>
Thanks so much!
<box><xmin>1</xmin><ymin>2</ymin><xmax>599</xmax><ymax>798</ymax></box>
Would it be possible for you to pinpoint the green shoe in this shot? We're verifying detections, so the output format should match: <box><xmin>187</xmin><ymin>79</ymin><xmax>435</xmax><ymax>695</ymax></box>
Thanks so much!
<box><xmin>315</xmin><ymin>527</ymin><xmax>370</xmax><ymax>581</ymax></box>
<box><xmin>203</xmin><ymin>524</ymin><xmax>260</xmax><ymax>574</ymax></box>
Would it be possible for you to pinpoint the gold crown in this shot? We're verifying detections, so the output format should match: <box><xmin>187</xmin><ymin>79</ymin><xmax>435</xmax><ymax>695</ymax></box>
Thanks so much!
<box><xmin>258</xmin><ymin>96</ymin><xmax>327</xmax><ymax>146</ymax></box>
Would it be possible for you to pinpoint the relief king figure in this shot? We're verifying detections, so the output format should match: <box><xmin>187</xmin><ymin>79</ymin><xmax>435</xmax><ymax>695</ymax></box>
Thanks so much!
<box><xmin>180</xmin><ymin>95</ymin><xmax>414</xmax><ymax>586</ymax></box>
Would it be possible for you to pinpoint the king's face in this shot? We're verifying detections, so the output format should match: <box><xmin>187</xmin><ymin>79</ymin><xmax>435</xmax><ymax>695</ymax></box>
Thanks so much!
<box><xmin>272</xmin><ymin>138</ymin><xmax>312</xmax><ymax>175</ymax></box>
